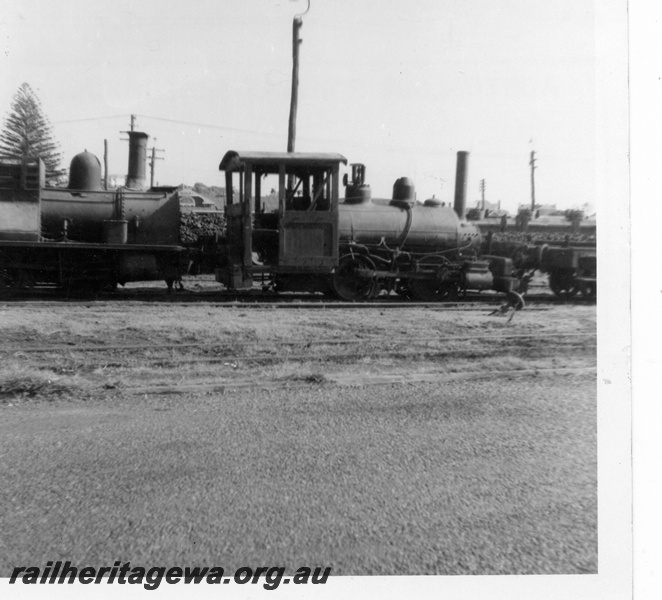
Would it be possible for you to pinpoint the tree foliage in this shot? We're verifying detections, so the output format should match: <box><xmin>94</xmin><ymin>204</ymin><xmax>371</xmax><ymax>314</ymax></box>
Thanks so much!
<box><xmin>0</xmin><ymin>83</ymin><xmax>64</xmax><ymax>182</ymax></box>
<box><xmin>564</xmin><ymin>209</ymin><xmax>585</xmax><ymax>222</ymax></box>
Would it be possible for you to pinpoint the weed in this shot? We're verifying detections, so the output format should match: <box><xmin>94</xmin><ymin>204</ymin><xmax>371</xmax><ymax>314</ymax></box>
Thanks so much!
<box><xmin>0</xmin><ymin>364</ymin><xmax>91</xmax><ymax>403</ymax></box>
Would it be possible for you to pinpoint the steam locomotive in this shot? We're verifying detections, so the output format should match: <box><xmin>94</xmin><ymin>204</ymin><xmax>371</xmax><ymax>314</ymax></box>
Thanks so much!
<box><xmin>0</xmin><ymin>132</ymin><xmax>193</xmax><ymax>293</ymax></box>
<box><xmin>0</xmin><ymin>134</ymin><xmax>594</xmax><ymax>300</ymax></box>
<box><xmin>216</xmin><ymin>149</ymin><xmax>526</xmax><ymax>301</ymax></box>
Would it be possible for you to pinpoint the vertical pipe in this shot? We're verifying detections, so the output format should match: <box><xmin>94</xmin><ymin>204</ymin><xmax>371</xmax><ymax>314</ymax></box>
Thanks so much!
<box><xmin>150</xmin><ymin>146</ymin><xmax>156</xmax><ymax>188</ymax></box>
<box><xmin>530</xmin><ymin>150</ymin><xmax>536</xmax><ymax>213</ymax></box>
<box><xmin>255</xmin><ymin>169</ymin><xmax>262</xmax><ymax>217</ymax></box>
<box><xmin>453</xmin><ymin>151</ymin><xmax>469</xmax><ymax>219</ymax></box>
<box><xmin>125</xmin><ymin>131</ymin><xmax>149</xmax><ymax>189</ymax></box>
<box><xmin>104</xmin><ymin>139</ymin><xmax>109</xmax><ymax>190</ymax></box>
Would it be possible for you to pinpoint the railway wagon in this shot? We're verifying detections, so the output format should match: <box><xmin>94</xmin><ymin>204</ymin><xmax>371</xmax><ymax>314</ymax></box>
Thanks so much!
<box><xmin>538</xmin><ymin>246</ymin><xmax>596</xmax><ymax>298</ymax></box>
<box><xmin>481</xmin><ymin>231</ymin><xmax>597</xmax><ymax>299</ymax></box>
<box><xmin>215</xmin><ymin>150</ymin><xmax>530</xmax><ymax>301</ymax></box>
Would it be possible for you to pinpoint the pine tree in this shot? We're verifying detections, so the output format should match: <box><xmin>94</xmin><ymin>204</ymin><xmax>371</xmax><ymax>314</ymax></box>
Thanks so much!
<box><xmin>0</xmin><ymin>83</ymin><xmax>64</xmax><ymax>183</ymax></box>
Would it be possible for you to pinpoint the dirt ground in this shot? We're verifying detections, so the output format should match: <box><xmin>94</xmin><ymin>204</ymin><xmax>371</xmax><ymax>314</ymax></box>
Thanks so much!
<box><xmin>0</xmin><ymin>297</ymin><xmax>596</xmax><ymax>575</ymax></box>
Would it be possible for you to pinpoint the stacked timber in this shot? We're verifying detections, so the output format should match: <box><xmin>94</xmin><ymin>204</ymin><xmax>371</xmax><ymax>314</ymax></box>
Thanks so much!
<box><xmin>179</xmin><ymin>211</ymin><xmax>226</xmax><ymax>245</ymax></box>
<box><xmin>485</xmin><ymin>231</ymin><xmax>595</xmax><ymax>249</ymax></box>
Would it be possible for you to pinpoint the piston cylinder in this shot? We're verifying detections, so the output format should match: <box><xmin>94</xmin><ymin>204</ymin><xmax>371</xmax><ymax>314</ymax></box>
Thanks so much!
<box><xmin>462</xmin><ymin>260</ymin><xmax>493</xmax><ymax>290</ymax></box>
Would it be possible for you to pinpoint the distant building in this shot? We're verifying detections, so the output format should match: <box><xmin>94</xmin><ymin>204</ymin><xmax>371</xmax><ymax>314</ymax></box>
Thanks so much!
<box><xmin>469</xmin><ymin>199</ymin><xmax>509</xmax><ymax>219</ymax></box>
<box><xmin>518</xmin><ymin>203</ymin><xmax>561</xmax><ymax>217</ymax></box>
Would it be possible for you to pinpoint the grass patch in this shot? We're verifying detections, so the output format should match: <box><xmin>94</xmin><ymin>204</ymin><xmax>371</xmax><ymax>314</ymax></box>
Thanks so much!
<box><xmin>0</xmin><ymin>364</ymin><xmax>92</xmax><ymax>403</ymax></box>
<box><xmin>279</xmin><ymin>373</ymin><xmax>327</xmax><ymax>384</ymax></box>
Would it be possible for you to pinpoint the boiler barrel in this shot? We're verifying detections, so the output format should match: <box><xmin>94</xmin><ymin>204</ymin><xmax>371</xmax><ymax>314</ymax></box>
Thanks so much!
<box><xmin>40</xmin><ymin>190</ymin><xmax>116</xmax><ymax>241</ymax></box>
<box><xmin>40</xmin><ymin>189</ymin><xmax>181</xmax><ymax>244</ymax></box>
<box><xmin>339</xmin><ymin>201</ymin><xmax>463</xmax><ymax>250</ymax></box>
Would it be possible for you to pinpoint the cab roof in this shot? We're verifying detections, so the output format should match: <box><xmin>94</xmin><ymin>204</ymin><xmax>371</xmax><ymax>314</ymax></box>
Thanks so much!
<box><xmin>219</xmin><ymin>151</ymin><xmax>348</xmax><ymax>172</ymax></box>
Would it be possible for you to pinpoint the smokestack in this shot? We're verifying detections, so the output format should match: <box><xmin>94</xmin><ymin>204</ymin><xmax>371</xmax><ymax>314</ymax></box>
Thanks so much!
<box><xmin>125</xmin><ymin>131</ymin><xmax>149</xmax><ymax>189</ymax></box>
<box><xmin>104</xmin><ymin>139</ymin><xmax>109</xmax><ymax>190</ymax></box>
<box><xmin>453</xmin><ymin>151</ymin><xmax>469</xmax><ymax>219</ymax></box>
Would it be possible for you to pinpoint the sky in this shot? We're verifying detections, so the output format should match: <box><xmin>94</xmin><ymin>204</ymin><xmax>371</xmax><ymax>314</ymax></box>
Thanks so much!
<box><xmin>1</xmin><ymin>0</ymin><xmax>617</xmax><ymax>214</ymax></box>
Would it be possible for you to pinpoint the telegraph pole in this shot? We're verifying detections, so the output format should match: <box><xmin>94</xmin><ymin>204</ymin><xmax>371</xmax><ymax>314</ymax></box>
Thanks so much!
<box><xmin>287</xmin><ymin>1</ymin><xmax>311</xmax><ymax>153</ymax></box>
<box><xmin>287</xmin><ymin>17</ymin><xmax>303</xmax><ymax>153</ymax></box>
<box><xmin>149</xmin><ymin>140</ymin><xmax>165</xmax><ymax>188</ymax></box>
<box><xmin>529</xmin><ymin>150</ymin><xmax>537</xmax><ymax>213</ymax></box>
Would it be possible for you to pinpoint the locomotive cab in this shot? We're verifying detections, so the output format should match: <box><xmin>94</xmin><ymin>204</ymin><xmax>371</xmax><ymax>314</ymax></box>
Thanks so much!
<box><xmin>217</xmin><ymin>151</ymin><xmax>347</xmax><ymax>291</ymax></box>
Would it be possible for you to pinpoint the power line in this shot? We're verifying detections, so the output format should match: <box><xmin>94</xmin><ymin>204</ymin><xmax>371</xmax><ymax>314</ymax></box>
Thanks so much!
<box><xmin>134</xmin><ymin>113</ymin><xmax>281</xmax><ymax>136</ymax></box>
<box><xmin>53</xmin><ymin>112</ymin><xmax>285</xmax><ymax>138</ymax></box>
<box><xmin>52</xmin><ymin>115</ymin><xmax>129</xmax><ymax>124</ymax></box>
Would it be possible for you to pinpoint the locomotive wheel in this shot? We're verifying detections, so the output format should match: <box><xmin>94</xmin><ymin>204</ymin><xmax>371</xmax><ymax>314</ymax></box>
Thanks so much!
<box><xmin>549</xmin><ymin>272</ymin><xmax>579</xmax><ymax>298</ymax></box>
<box><xmin>331</xmin><ymin>255</ymin><xmax>376</xmax><ymax>301</ymax></box>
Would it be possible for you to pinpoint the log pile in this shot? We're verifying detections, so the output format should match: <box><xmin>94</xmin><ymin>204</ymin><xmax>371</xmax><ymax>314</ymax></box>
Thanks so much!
<box><xmin>483</xmin><ymin>231</ymin><xmax>596</xmax><ymax>262</ymax></box>
<box><xmin>179</xmin><ymin>211</ymin><xmax>226</xmax><ymax>245</ymax></box>
<box><xmin>486</xmin><ymin>231</ymin><xmax>595</xmax><ymax>247</ymax></box>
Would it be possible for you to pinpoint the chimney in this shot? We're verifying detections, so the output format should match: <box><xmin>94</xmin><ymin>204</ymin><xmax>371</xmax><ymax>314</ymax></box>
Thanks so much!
<box><xmin>453</xmin><ymin>151</ymin><xmax>469</xmax><ymax>219</ymax></box>
<box><xmin>125</xmin><ymin>131</ymin><xmax>149</xmax><ymax>189</ymax></box>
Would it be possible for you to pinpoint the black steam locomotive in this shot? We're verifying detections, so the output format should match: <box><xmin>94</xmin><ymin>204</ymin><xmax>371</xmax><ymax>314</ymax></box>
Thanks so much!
<box><xmin>0</xmin><ymin>132</ymin><xmax>185</xmax><ymax>293</ymax></box>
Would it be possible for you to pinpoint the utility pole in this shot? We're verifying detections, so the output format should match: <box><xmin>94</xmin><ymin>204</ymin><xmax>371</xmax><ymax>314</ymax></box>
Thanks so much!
<box><xmin>149</xmin><ymin>140</ymin><xmax>164</xmax><ymax>188</ymax></box>
<box><xmin>287</xmin><ymin>1</ymin><xmax>311</xmax><ymax>154</ymax></box>
<box><xmin>480</xmin><ymin>179</ymin><xmax>486</xmax><ymax>210</ymax></box>
<box><xmin>287</xmin><ymin>16</ymin><xmax>303</xmax><ymax>154</ymax></box>
<box><xmin>529</xmin><ymin>150</ymin><xmax>537</xmax><ymax>213</ymax></box>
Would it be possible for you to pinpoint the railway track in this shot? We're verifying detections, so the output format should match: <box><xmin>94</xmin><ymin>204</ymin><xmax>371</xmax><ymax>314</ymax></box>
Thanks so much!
<box><xmin>124</xmin><ymin>366</ymin><xmax>597</xmax><ymax>397</ymax></box>
<box><xmin>0</xmin><ymin>290</ymin><xmax>593</xmax><ymax>309</ymax></box>
<box><xmin>1</xmin><ymin>294</ymin><xmax>596</xmax><ymax>401</ymax></box>
<box><xmin>1</xmin><ymin>332</ymin><xmax>596</xmax><ymax>378</ymax></box>
<box><xmin>0</xmin><ymin>331</ymin><xmax>597</xmax><ymax>354</ymax></box>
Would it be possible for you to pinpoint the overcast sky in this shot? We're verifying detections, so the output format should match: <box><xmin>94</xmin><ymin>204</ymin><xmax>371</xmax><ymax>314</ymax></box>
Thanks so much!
<box><xmin>2</xmin><ymin>0</ymin><xmax>621</xmax><ymax>213</ymax></box>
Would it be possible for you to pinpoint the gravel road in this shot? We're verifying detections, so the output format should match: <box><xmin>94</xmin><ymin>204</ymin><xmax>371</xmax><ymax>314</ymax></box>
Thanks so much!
<box><xmin>0</xmin><ymin>372</ymin><xmax>596</xmax><ymax>576</ymax></box>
